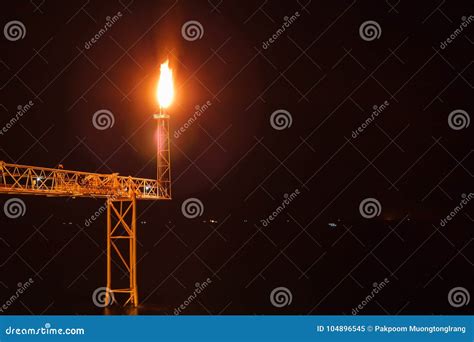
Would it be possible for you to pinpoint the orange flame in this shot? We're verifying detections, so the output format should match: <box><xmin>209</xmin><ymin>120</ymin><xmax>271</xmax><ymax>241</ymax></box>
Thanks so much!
<box><xmin>157</xmin><ymin>60</ymin><xmax>174</xmax><ymax>108</ymax></box>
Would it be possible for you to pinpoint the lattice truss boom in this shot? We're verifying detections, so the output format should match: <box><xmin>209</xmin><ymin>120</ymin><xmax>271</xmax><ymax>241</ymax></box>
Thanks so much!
<box><xmin>0</xmin><ymin>161</ymin><xmax>170</xmax><ymax>200</ymax></box>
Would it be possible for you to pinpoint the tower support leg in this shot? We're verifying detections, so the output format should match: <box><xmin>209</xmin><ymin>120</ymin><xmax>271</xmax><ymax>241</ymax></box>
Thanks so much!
<box><xmin>106</xmin><ymin>196</ymin><xmax>138</xmax><ymax>306</ymax></box>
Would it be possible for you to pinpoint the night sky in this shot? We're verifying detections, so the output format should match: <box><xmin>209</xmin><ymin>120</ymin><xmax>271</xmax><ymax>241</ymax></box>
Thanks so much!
<box><xmin>0</xmin><ymin>0</ymin><xmax>472</xmax><ymax>315</ymax></box>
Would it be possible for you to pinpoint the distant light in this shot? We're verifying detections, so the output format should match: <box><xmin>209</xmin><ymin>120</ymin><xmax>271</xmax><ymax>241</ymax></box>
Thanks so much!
<box><xmin>328</xmin><ymin>223</ymin><xmax>337</xmax><ymax>228</ymax></box>
<box><xmin>145</xmin><ymin>185</ymin><xmax>151</xmax><ymax>191</ymax></box>
<box><xmin>209</xmin><ymin>219</ymin><xmax>218</xmax><ymax>224</ymax></box>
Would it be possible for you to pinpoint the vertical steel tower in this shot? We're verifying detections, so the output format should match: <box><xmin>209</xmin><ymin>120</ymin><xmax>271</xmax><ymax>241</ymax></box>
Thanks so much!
<box><xmin>0</xmin><ymin>61</ymin><xmax>174</xmax><ymax>307</ymax></box>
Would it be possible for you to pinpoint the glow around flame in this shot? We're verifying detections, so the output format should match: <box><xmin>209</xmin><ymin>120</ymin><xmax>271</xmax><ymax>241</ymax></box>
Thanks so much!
<box><xmin>157</xmin><ymin>60</ymin><xmax>174</xmax><ymax>108</ymax></box>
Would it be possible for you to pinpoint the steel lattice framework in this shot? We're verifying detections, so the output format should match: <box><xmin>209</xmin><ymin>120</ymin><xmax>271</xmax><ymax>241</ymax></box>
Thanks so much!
<box><xmin>0</xmin><ymin>162</ymin><xmax>170</xmax><ymax>200</ymax></box>
<box><xmin>0</xmin><ymin>115</ymin><xmax>171</xmax><ymax>307</ymax></box>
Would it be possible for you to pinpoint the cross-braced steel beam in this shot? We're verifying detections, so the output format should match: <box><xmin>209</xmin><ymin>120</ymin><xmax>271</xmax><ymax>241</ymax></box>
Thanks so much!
<box><xmin>107</xmin><ymin>196</ymin><xmax>138</xmax><ymax>306</ymax></box>
<box><xmin>154</xmin><ymin>113</ymin><xmax>171</xmax><ymax>199</ymax></box>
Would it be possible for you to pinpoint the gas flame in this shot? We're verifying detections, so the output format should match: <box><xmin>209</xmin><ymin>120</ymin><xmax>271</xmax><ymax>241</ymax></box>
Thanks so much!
<box><xmin>157</xmin><ymin>60</ymin><xmax>174</xmax><ymax>108</ymax></box>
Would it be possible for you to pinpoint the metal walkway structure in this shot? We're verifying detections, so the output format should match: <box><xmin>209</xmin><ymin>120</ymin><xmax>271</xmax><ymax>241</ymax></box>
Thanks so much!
<box><xmin>0</xmin><ymin>114</ymin><xmax>171</xmax><ymax>307</ymax></box>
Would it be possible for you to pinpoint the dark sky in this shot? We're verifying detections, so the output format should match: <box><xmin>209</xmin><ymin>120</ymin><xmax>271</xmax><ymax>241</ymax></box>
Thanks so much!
<box><xmin>0</xmin><ymin>0</ymin><xmax>472</xmax><ymax>315</ymax></box>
